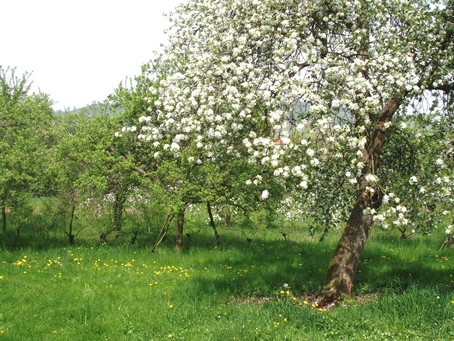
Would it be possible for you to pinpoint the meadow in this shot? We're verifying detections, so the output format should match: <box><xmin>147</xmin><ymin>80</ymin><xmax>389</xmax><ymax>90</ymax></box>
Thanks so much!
<box><xmin>1</xmin><ymin>224</ymin><xmax>453</xmax><ymax>340</ymax></box>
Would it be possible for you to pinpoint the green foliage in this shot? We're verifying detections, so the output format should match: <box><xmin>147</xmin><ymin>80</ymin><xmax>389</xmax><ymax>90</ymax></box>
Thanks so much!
<box><xmin>0</xmin><ymin>66</ymin><xmax>53</xmax><ymax>232</ymax></box>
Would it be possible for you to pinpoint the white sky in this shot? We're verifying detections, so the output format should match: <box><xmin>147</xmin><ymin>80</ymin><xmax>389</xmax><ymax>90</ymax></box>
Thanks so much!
<box><xmin>0</xmin><ymin>0</ymin><xmax>185</xmax><ymax>111</ymax></box>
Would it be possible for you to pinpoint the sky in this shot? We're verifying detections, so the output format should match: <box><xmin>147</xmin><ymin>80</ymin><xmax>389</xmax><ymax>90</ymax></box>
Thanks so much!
<box><xmin>1</xmin><ymin>0</ymin><xmax>185</xmax><ymax>111</ymax></box>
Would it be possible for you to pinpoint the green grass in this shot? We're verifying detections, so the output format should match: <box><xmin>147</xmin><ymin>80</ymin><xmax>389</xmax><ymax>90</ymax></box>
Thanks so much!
<box><xmin>1</xmin><ymin>228</ymin><xmax>453</xmax><ymax>340</ymax></box>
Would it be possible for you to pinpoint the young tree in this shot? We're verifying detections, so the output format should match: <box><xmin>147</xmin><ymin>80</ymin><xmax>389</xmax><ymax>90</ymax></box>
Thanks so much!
<box><xmin>51</xmin><ymin>106</ymin><xmax>144</xmax><ymax>244</ymax></box>
<box><xmin>140</xmin><ymin>0</ymin><xmax>453</xmax><ymax>303</ymax></box>
<box><xmin>0</xmin><ymin>66</ymin><xmax>54</xmax><ymax>234</ymax></box>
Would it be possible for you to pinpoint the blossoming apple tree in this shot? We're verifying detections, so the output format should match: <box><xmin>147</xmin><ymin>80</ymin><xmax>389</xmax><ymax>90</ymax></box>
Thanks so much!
<box><xmin>136</xmin><ymin>0</ymin><xmax>452</xmax><ymax>303</ymax></box>
<box><xmin>121</xmin><ymin>62</ymin><xmax>287</xmax><ymax>252</ymax></box>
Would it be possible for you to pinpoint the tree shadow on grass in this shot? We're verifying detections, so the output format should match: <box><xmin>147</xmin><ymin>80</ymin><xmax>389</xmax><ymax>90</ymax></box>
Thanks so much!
<box><xmin>354</xmin><ymin>235</ymin><xmax>453</xmax><ymax>295</ymax></box>
<box><xmin>181</xmin><ymin>229</ymin><xmax>454</xmax><ymax>300</ymax></box>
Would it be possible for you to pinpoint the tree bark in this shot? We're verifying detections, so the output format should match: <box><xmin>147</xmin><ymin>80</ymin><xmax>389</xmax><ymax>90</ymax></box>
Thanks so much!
<box><xmin>318</xmin><ymin>193</ymin><xmax>374</xmax><ymax>302</ymax></box>
<box><xmin>207</xmin><ymin>202</ymin><xmax>222</xmax><ymax>245</ymax></box>
<box><xmin>175</xmin><ymin>207</ymin><xmax>186</xmax><ymax>253</ymax></box>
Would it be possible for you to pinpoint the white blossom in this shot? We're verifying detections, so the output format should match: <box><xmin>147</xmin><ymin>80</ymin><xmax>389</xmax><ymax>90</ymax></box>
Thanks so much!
<box><xmin>261</xmin><ymin>190</ymin><xmax>270</xmax><ymax>200</ymax></box>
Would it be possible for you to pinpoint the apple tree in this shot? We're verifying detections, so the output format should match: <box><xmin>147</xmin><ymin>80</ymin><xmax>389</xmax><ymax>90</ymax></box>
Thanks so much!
<box><xmin>136</xmin><ymin>0</ymin><xmax>452</xmax><ymax>303</ymax></box>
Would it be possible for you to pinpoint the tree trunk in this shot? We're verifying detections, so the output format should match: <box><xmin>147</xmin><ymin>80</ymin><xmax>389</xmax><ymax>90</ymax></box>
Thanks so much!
<box><xmin>1</xmin><ymin>206</ymin><xmax>7</xmax><ymax>233</ymax></box>
<box><xmin>207</xmin><ymin>202</ymin><xmax>222</xmax><ymax>245</ymax></box>
<box><xmin>175</xmin><ymin>207</ymin><xmax>186</xmax><ymax>253</ymax></box>
<box><xmin>67</xmin><ymin>204</ymin><xmax>76</xmax><ymax>245</ymax></box>
<box><xmin>318</xmin><ymin>194</ymin><xmax>374</xmax><ymax>303</ymax></box>
<box><xmin>152</xmin><ymin>213</ymin><xmax>174</xmax><ymax>252</ymax></box>
<box><xmin>317</xmin><ymin>93</ymin><xmax>403</xmax><ymax>305</ymax></box>
<box><xmin>225</xmin><ymin>206</ymin><xmax>232</xmax><ymax>227</ymax></box>
<box><xmin>113</xmin><ymin>192</ymin><xmax>126</xmax><ymax>232</ymax></box>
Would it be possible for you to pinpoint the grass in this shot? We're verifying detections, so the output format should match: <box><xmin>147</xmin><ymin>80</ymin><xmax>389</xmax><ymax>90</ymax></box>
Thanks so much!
<box><xmin>0</xmin><ymin>227</ymin><xmax>453</xmax><ymax>340</ymax></box>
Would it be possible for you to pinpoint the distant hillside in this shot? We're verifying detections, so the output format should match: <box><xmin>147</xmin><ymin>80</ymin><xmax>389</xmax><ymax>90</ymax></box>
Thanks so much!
<box><xmin>53</xmin><ymin>102</ymin><xmax>123</xmax><ymax>117</ymax></box>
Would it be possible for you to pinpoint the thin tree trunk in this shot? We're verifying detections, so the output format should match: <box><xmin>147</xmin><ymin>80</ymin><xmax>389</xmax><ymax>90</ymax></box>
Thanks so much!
<box><xmin>152</xmin><ymin>213</ymin><xmax>174</xmax><ymax>252</ymax></box>
<box><xmin>67</xmin><ymin>204</ymin><xmax>75</xmax><ymax>245</ymax></box>
<box><xmin>1</xmin><ymin>206</ymin><xmax>7</xmax><ymax>233</ymax></box>
<box><xmin>207</xmin><ymin>202</ymin><xmax>222</xmax><ymax>245</ymax></box>
<box><xmin>175</xmin><ymin>207</ymin><xmax>186</xmax><ymax>253</ymax></box>
<box><xmin>113</xmin><ymin>192</ymin><xmax>126</xmax><ymax>232</ymax></box>
<box><xmin>225</xmin><ymin>206</ymin><xmax>231</xmax><ymax>227</ymax></box>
